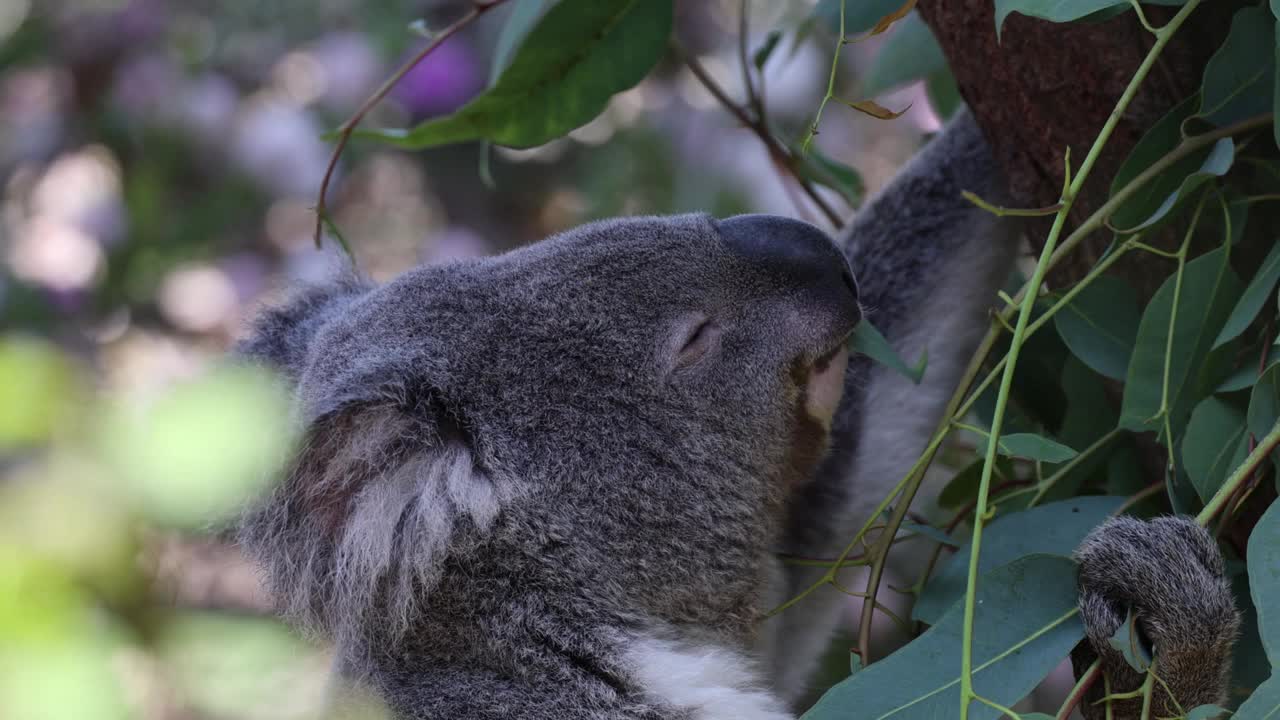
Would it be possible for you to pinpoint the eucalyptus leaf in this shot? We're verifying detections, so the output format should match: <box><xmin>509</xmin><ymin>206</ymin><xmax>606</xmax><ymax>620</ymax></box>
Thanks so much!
<box><xmin>1183</xmin><ymin>396</ymin><xmax>1249</xmax><ymax>503</ymax></box>
<box><xmin>1054</xmin><ymin>275</ymin><xmax>1141</xmax><ymax>381</ymax></box>
<box><xmin>1120</xmin><ymin>247</ymin><xmax>1244</xmax><ymax>439</ymax></box>
<box><xmin>1238</xmin><ymin>497</ymin><xmax>1280</xmax><ymax>720</ymax></box>
<box><xmin>813</xmin><ymin>0</ymin><xmax>907</xmax><ymax>35</ymax></box>
<box><xmin>1236</xmin><ymin>677</ymin><xmax>1280</xmax><ymax>720</ymax></box>
<box><xmin>925</xmin><ymin>68</ymin><xmax>963</xmax><ymax>120</ymax></box>
<box><xmin>988</xmin><ymin>432</ymin><xmax>1079</xmax><ymax>464</ymax></box>
<box><xmin>1186</xmin><ymin>706</ymin><xmax>1230</xmax><ymax>720</ymax></box>
<box><xmin>937</xmin><ymin>456</ymin><xmax>1015</xmax><ymax>509</ymax></box>
<box><xmin>354</xmin><ymin>0</ymin><xmax>671</xmax><ymax>149</ymax></box>
<box><xmin>861</xmin><ymin>12</ymin><xmax>946</xmax><ymax>96</ymax></box>
<box><xmin>914</xmin><ymin>496</ymin><xmax>1124</xmax><ymax>624</ymax></box>
<box><xmin>1108</xmin><ymin>94</ymin><xmax>1204</xmax><ymax>232</ymax></box>
<box><xmin>993</xmin><ymin>0</ymin><xmax>1184</xmax><ymax>40</ymax></box>
<box><xmin>1199</xmin><ymin>7</ymin><xmax>1276</xmax><ymax>128</ymax></box>
<box><xmin>753</xmin><ymin>30</ymin><xmax>782</xmax><ymax>71</ymax></box>
<box><xmin>478</xmin><ymin>0</ymin><xmax>553</xmax><ymax>185</ymax></box>
<box><xmin>1218</xmin><ymin>355</ymin><xmax>1278</xmax><ymax>394</ymax></box>
<box><xmin>1216</xmin><ymin>241</ymin><xmax>1280</xmax><ymax>348</ymax></box>
<box><xmin>849</xmin><ymin>320</ymin><xmax>926</xmax><ymax>384</ymax></box>
<box><xmin>1114</xmin><ymin>139</ymin><xmax>1234</xmax><ymax>233</ymax></box>
<box><xmin>798</xmin><ymin>147</ymin><xmax>865</xmax><ymax>207</ymax></box>
<box><xmin>1107</xmin><ymin>606</ymin><xmax>1153</xmax><ymax>672</ymax></box>
<box><xmin>1250</xmin><ymin>364</ymin><xmax>1280</xmax><ymax>440</ymax></box>
<box><xmin>806</xmin><ymin>555</ymin><xmax>1083</xmax><ymax>720</ymax></box>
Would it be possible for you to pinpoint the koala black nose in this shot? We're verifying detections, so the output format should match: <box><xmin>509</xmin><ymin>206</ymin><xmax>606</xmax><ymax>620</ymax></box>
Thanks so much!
<box><xmin>716</xmin><ymin>214</ymin><xmax>859</xmax><ymax>309</ymax></box>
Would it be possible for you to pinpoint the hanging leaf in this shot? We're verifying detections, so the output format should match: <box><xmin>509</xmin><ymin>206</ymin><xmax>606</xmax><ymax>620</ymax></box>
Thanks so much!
<box><xmin>1182</xmin><ymin>396</ymin><xmax>1249</xmax><ymax>503</ymax></box>
<box><xmin>840</xmin><ymin>99</ymin><xmax>909</xmax><ymax>120</ymax></box>
<box><xmin>478</xmin><ymin>0</ymin><xmax>554</xmax><ymax>183</ymax></box>
<box><xmin>925</xmin><ymin>68</ymin><xmax>963</xmax><ymax>120</ymax></box>
<box><xmin>797</xmin><ymin>147</ymin><xmax>866</xmax><ymax>207</ymax></box>
<box><xmin>914</xmin><ymin>496</ymin><xmax>1124</xmax><ymax>624</ymax></box>
<box><xmin>1218</xmin><ymin>355</ymin><xmax>1278</xmax><ymax>394</ymax></box>
<box><xmin>806</xmin><ymin>555</ymin><xmax>1083</xmax><ymax>720</ymax></box>
<box><xmin>1198</xmin><ymin>7</ymin><xmax>1276</xmax><ymax>128</ymax></box>
<box><xmin>1120</xmin><ymin>247</ymin><xmax>1244</xmax><ymax>439</ymax></box>
<box><xmin>1054</xmin><ymin>275</ymin><xmax>1142</xmax><ymax>381</ymax></box>
<box><xmin>861</xmin><ymin>12</ymin><xmax>946</xmax><ymax>96</ymax></box>
<box><xmin>354</xmin><ymin>0</ymin><xmax>672</xmax><ymax>149</ymax></box>
<box><xmin>869</xmin><ymin>0</ymin><xmax>917</xmax><ymax>36</ymax></box>
<box><xmin>1215</xmin><ymin>241</ymin><xmax>1280</xmax><ymax>348</ymax></box>
<box><xmin>753</xmin><ymin>30</ymin><xmax>782</xmax><ymax>71</ymax></box>
<box><xmin>848</xmin><ymin>320</ymin><xmax>926</xmax><ymax>384</ymax></box>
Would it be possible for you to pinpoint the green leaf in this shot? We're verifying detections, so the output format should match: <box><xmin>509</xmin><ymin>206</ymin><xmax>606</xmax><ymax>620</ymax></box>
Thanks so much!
<box><xmin>849</xmin><ymin>320</ymin><xmax>926</xmax><ymax>384</ymax></box>
<box><xmin>1246</xmin><ymin>497</ymin><xmax>1280</xmax><ymax>656</ymax></box>
<box><xmin>753</xmin><ymin>30</ymin><xmax>782</xmax><ymax>71</ymax></box>
<box><xmin>1107</xmin><ymin>607</ymin><xmax>1154</xmax><ymax>672</ymax></box>
<box><xmin>1120</xmin><ymin>247</ymin><xmax>1244</xmax><ymax>439</ymax></box>
<box><xmin>1250</xmin><ymin>364</ymin><xmax>1280</xmax><ymax>440</ymax></box>
<box><xmin>862</xmin><ymin>11</ymin><xmax>946</xmax><ymax>96</ymax></box>
<box><xmin>1186</xmin><ymin>706</ymin><xmax>1229</xmax><ymax>720</ymax></box>
<box><xmin>989</xmin><ymin>432</ymin><xmax>1079</xmax><ymax>463</ymax></box>
<box><xmin>900</xmin><ymin>520</ymin><xmax>959</xmax><ymax>548</ymax></box>
<box><xmin>1054</xmin><ymin>275</ymin><xmax>1141</xmax><ymax>381</ymax></box>
<box><xmin>913</xmin><ymin>496</ymin><xmax>1124</xmax><ymax>624</ymax></box>
<box><xmin>1236</xmin><ymin>678</ymin><xmax>1280</xmax><ymax>720</ymax></box>
<box><xmin>1216</xmin><ymin>241</ymin><xmax>1280</xmax><ymax>348</ymax></box>
<box><xmin>937</xmin><ymin>456</ymin><xmax>1015</xmax><ymax>509</ymax></box>
<box><xmin>1116</xmin><ymin>139</ymin><xmax>1235</xmax><ymax>233</ymax></box>
<box><xmin>1109</xmin><ymin>94</ymin><xmax>1217</xmax><ymax>233</ymax></box>
<box><xmin>1218</xmin><ymin>354</ymin><xmax>1278</xmax><ymax>394</ymax></box>
<box><xmin>1198</xmin><ymin>7</ymin><xmax>1276</xmax><ymax>128</ymax></box>
<box><xmin>993</xmin><ymin>0</ymin><xmax>1183</xmax><ymax>40</ymax></box>
<box><xmin>798</xmin><ymin>147</ymin><xmax>865</xmax><ymax>207</ymax></box>
<box><xmin>1183</xmin><ymin>396</ymin><xmax>1249</xmax><ymax>504</ymax></box>
<box><xmin>813</xmin><ymin>0</ymin><xmax>907</xmax><ymax>35</ymax></box>
<box><xmin>478</xmin><ymin>0</ymin><xmax>554</xmax><ymax>185</ymax></box>
<box><xmin>0</xmin><ymin>337</ymin><xmax>79</xmax><ymax>451</ymax></box>
<box><xmin>357</xmin><ymin>0</ymin><xmax>672</xmax><ymax>149</ymax></box>
<box><xmin>806</xmin><ymin>555</ymin><xmax>1083</xmax><ymax>720</ymax></box>
<box><xmin>925</xmin><ymin>68</ymin><xmax>963</xmax><ymax>120</ymax></box>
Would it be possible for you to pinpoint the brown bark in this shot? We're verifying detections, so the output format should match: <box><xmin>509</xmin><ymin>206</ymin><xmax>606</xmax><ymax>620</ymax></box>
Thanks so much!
<box><xmin>917</xmin><ymin>0</ymin><xmax>1242</xmax><ymax>295</ymax></box>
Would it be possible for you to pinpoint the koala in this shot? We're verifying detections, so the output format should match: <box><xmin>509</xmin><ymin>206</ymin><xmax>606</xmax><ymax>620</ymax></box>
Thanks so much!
<box><xmin>236</xmin><ymin>110</ymin><xmax>1240</xmax><ymax>719</ymax></box>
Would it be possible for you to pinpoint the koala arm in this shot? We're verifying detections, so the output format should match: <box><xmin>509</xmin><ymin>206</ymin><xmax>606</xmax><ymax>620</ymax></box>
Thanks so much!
<box><xmin>763</xmin><ymin>108</ymin><xmax>1022</xmax><ymax>700</ymax></box>
<box><xmin>1072</xmin><ymin>516</ymin><xmax>1240</xmax><ymax>719</ymax></box>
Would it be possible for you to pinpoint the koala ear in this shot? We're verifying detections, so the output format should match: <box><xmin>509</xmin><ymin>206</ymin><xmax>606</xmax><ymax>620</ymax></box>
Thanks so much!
<box><xmin>239</xmin><ymin>394</ymin><xmax>521</xmax><ymax>653</ymax></box>
<box><xmin>235</xmin><ymin>277</ymin><xmax>368</xmax><ymax>381</ymax></box>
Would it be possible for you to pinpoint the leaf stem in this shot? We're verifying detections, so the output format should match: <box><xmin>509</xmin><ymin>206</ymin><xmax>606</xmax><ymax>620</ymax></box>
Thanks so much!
<box><xmin>312</xmin><ymin>1</ymin><xmax>506</xmax><ymax>248</ymax></box>
<box><xmin>955</xmin><ymin>3</ymin><xmax>1205</xmax><ymax>717</ymax></box>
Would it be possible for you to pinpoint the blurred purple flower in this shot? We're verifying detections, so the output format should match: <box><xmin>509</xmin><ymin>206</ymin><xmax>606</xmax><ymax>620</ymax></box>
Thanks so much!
<box><xmin>309</xmin><ymin>32</ymin><xmax>384</xmax><ymax>114</ymax></box>
<box><xmin>392</xmin><ymin>36</ymin><xmax>482</xmax><ymax>118</ymax></box>
<box><xmin>231</xmin><ymin>99</ymin><xmax>330</xmax><ymax>199</ymax></box>
<box><xmin>110</xmin><ymin>53</ymin><xmax>180</xmax><ymax>120</ymax></box>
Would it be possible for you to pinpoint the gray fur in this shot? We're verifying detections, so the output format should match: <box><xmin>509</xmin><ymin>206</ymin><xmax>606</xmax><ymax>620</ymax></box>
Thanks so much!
<box><xmin>1071</xmin><ymin>516</ymin><xmax>1240</xmax><ymax>719</ymax></box>
<box><xmin>236</xmin><ymin>110</ymin><xmax>1238</xmax><ymax>719</ymax></box>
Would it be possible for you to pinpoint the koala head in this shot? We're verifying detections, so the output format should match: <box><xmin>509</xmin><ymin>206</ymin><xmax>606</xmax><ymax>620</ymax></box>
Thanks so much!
<box><xmin>238</xmin><ymin>213</ymin><xmax>859</xmax><ymax>660</ymax></box>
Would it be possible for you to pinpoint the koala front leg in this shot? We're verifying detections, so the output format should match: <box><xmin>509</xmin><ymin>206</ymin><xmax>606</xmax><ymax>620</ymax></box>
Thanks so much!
<box><xmin>1072</xmin><ymin>516</ymin><xmax>1241</xmax><ymax>719</ymax></box>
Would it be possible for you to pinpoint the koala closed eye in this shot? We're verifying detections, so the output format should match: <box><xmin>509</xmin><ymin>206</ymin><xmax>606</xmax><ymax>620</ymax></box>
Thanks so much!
<box><xmin>671</xmin><ymin>314</ymin><xmax>721</xmax><ymax>371</ymax></box>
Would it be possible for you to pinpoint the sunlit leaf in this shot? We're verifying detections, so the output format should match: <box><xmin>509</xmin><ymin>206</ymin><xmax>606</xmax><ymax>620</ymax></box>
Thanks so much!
<box><xmin>1198</xmin><ymin>7</ymin><xmax>1276</xmax><ymax>128</ymax></box>
<box><xmin>807</xmin><ymin>555</ymin><xmax>1083</xmax><ymax>719</ymax></box>
<box><xmin>0</xmin><ymin>337</ymin><xmax>79</xmax><ymax>451</ymax></box>
<box><xmin>849</xmin><ymin>320</ymin><xmax>926</xmax><ymax>384</ymax></box>
<box><xmin>1120</xmin><ymin>247</ymin><xmax>1244</xmax><ymax>439</ymax></box>
<box><xmin>914</xmin><ymin>496</ymin><xmax>1123</xmax><ymax>624</ymax></box>
<box><xmin>1054</xmin><ymin>275</ymin><xmax>1141</xmax><ymax>381</ymax></box>
<box><xmin>862</xmin><ymin>11</ymin><xmax>946</xmax><ymax>97</ymax></box>
<box><xmin>1183</xmin><ymin>396</ymin><xmax>1249</xmax><ymax>504</ymax></box>
<box><xmin>100</xmin><ymin>365</ymin><xmax>294</xmax><ymax>528</ymax></box>
<box><xmin>1216</xmin><ymin>241</ymin><xmax>1280</xmax><ymax>348</ymax></box>
<box><xmin>355</xmin><ymin>0</ymin><xmax>672</xmax><ymax>149</ymax></box>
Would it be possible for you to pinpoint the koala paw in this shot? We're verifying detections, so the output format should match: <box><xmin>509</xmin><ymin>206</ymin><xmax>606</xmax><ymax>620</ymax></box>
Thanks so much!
<box><xmin>1071</xmin><ymin>516</ymin><xmax>1240</xmax><ymax>719</ymax></box>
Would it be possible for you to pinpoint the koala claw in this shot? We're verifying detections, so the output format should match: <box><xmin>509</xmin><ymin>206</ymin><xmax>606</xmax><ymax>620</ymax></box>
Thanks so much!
<box><xmin>1071</xmin><ymin>516</ymin><xmax>1240</xmax><ymax>719</ymax></box>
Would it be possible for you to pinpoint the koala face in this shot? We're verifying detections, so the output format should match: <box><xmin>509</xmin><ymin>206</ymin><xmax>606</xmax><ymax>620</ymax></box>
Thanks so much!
<box><xmin>240</xmin><ymin>213</ymin><xmax>859</xmax><ymax>659</ymax></box>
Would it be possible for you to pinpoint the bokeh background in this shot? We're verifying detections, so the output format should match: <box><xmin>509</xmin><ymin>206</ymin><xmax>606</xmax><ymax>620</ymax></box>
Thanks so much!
<box><xmin>0</xmin><ymin>1</ymin><xmax>946</xmax><ymax>718</ymax></box>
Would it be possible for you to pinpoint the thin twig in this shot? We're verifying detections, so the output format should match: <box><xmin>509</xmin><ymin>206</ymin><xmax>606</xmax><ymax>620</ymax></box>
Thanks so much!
<box><xmin>675</xmin><ymin>43</ymin><xmax>844</xmax><ymax>228</ymax></box>
<box><xmin>312</xmin><ymin>1</ymin><xmax>507</xmax><ymax>247</ymax></box>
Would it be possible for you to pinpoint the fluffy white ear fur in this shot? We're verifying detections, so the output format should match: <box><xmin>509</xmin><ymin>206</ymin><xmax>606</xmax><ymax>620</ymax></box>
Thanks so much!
<box><xmin>243</xmin><ymin>404</ymin><xmax>521</xmax><ymax>652</ymax></box>
<box><xmin>627</xmin><ymin>635</ymin><xmax>794</xmax><ymax>720</ymax></box>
